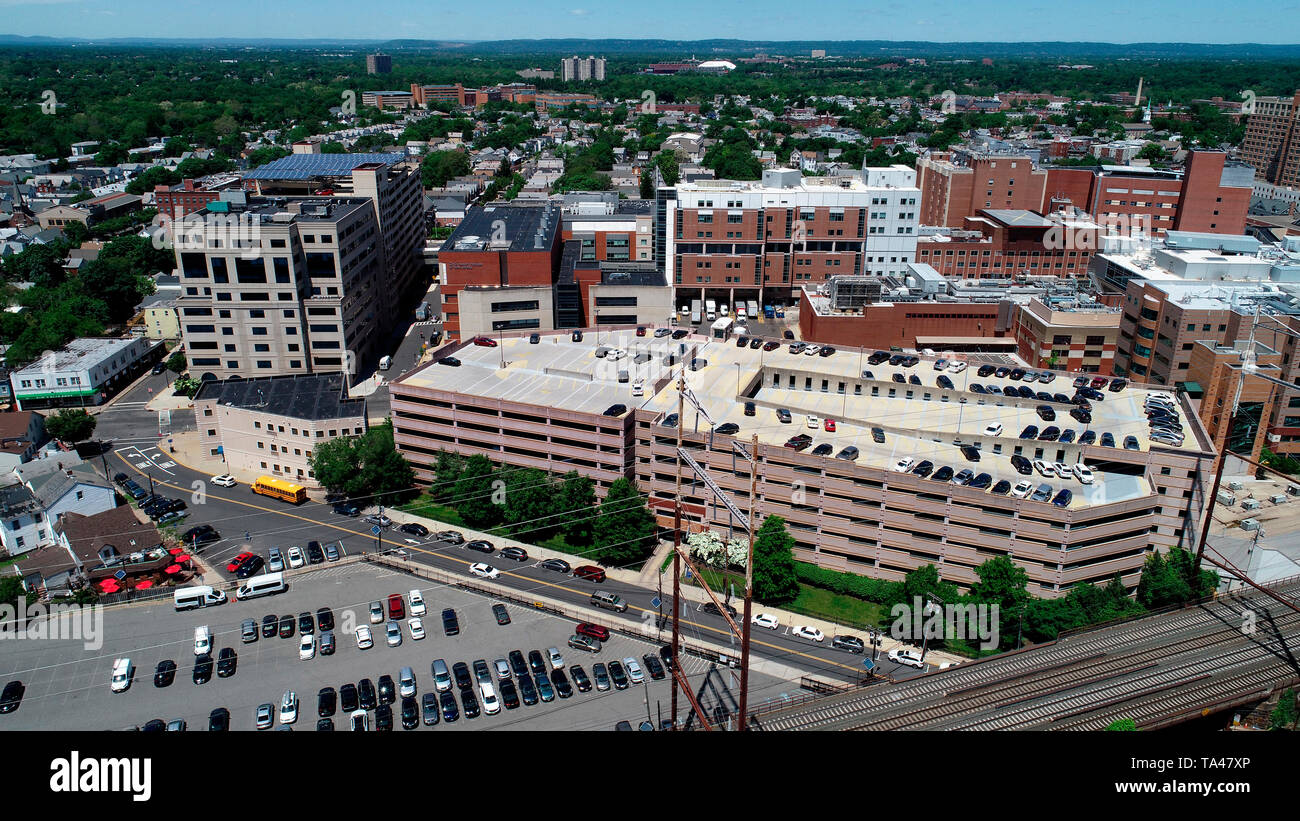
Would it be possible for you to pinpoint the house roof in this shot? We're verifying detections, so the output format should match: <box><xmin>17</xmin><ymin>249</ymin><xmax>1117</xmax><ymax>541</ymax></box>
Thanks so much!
<box><xmin>27</xmin><ymin>463</ymin><xmax>111</xmax><ymax>508</ymax></box>
<box><xmin>55</xmin><ymin>505</ymin><xmax>161</xmax><ymax>568</ymax></box>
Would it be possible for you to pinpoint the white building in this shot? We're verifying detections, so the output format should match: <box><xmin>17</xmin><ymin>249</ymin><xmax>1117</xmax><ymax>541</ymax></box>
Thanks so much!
<box><xmin>10</xmin><ymin>337</ymin><xmax>158</xmax><ymax>411</ymax></box>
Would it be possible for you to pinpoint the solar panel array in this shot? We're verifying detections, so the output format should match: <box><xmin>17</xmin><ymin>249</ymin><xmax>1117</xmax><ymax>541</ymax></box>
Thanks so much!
<box><xmin>243</xmin><ymin>153</ymin><xmax>401</xmax><ymax>180</ymax></box>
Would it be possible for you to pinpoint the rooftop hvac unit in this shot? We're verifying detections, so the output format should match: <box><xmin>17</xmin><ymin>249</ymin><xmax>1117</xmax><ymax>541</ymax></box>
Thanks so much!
<box><xmin>1241</xmin><ymin>498</ymin><xmax>1261</xmax><ymax>511</ymax></box>
<box><xmin>1240</xmin><ymin>518</ymin><xmax>1260</xmax><ymax>531</ymax></box>
<box><xmin>1289</xmin><ymin>485</ymin><xmax>1300</xmax><ymax>497</ymax></box>
<box><xmin>1227</xmin><ymin>480</ymin><xmax>1244</xmax><ymax>491</ymax></box>
<box><xmin>1269</xmin><ymin>494</ymin><xmax>1288</xmax><ymax>505</ymax></box>
<box><xmin>1216</xmin><ymin>491</ymin><xmax>1236</xmax><ymax>507</ymax></box>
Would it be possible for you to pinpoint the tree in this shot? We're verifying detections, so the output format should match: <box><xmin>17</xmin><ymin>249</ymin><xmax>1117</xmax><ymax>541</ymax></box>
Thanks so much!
<box><xmin>307</xmin><ymin>421</ymin><xmax>414</xmax><ymax>504</ymax></box>
<box><xmin>557</xmin><ymin>471</ymin><xmax>596</xmax><ymax>546</ymax></box>
<box><xmin>1105</xmin><ymin>718</ymin><xmax>1137</xmax><ymax>731</ymax></box>
<box><xmin>656</xmin><ymin>150</ymin><xmax>680</xmax><ymax>185</ymax></box>
<box><xmin>166</xmin><ymin>350</ymin><xmax>187</xmax><ymax>373</ymax></box>
<box><xmin>308</xmin><ymin>435</ymin><xmax>356</xmax><ymax>494</ymax></box>
<box><xmin>1136</xmin><ymin>548</ymin><xmax>1217</xmax><ymax>609</ymax></box>
<box><xmin>172</xmin><ymin>374</ymin><xmax>201</xmax><ymax>397</ymax></box>
<box><xmin>1270</xmin><ymin>688</ymin><xmax>1297</xmax><ymax>730</ymax></box>
<box><xmin>45</xmin><ymin>408</ymin><xmax>97</xmax><ymax>444</ymax></box>
<box><xmin>454</xmin><ymin>454</ymin><xmax>502</xmax><ymax>529</ymax></box>
<box><xmin>591</xmin><ymin>478</ymin><xmax>657</xmax><ymax>567</ymax></box>
<box><xmin>431</xmin><ymin>449</ymin><xmax>466</xmax><ymax>501</ymax></box>
<box><xmin>420</xmin><ymin>150</ymin><xmax>471</xmax><ymax>188</ymax></box>
<box><xmin>501</xmin><ymin>468</ymin><xmax>558</xmax><ymax>541</ymax></box>
<box><xmin>1138</xmin><ymin>142</ymin><xmax>1167</xmax><ymax>162</ymax></box>
<box><xmin>752</xmin><ymin>515</ymin><xmax>800</xmax><ymax>604</ymax></box>
<box><xmin>125</xmin><ymin>166</ymin><xmax>182</xmax><ymax>196</ymax></box>
<box><xmin>638</xmin><ymin>169</ymin><xmax>654</xmax><ymax>200</ymax></box>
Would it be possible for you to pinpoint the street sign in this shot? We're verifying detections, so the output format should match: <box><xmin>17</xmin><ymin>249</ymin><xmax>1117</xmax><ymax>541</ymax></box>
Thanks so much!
<box><xmin>684</xmin><ymin>568</ymin><xmax>693</xmax><ymax>580</ymax></box>
<box><xmin>371</xmin><ymin>526</ymin><xmax>382</xmax><ymax>536</ymax></box>
<box><xmin>113</xmin><ymin>570</ymin><xmax>126</xmax><ymax>580</ymax></box>
<box><xmin>651</xmin><ymin>597</ymin><xmax>661</xmax><ymax>609</ymax></box>
<box><xmin>862</xmin><ymin>658</ymin><xmax>876</xmax><ymax>672</ymax></box>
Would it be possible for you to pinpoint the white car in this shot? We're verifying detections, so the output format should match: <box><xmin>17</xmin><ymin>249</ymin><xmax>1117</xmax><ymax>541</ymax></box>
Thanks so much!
<box><xmin>349</xmin><ymin>709</ymin><xmax>368</xmax><ymax>731</ymax></box>
<box><xmin>751</xmin><ymin>613</ymin><xmax>780</xmax><ymax>630</ymax></box>
<box><xmin>193</xmin><ymin>626</ymin><xmax>211</xmax><ymax>656</ymax></box>
<box><xmin>210</xmin><ymin>474</ymin><xmax>237</xmax><ymax>488</ymax></box>
<box><xmin>299</xmin><ymin>633</ymin><xmax>315</xmax><ymax>660</ymax></box>
<box><xmin>111</xmin><ymin>658</ymin><xmax>132</xmax><ymax>693</ymax></box>
<box><xmin>1032</xmin><ymin>460</ymin><xmax>1056</xmax><ymax>478</ymax></box>
<box><xmin>385</xmin><ymin>620</ymin><xmax>402</xmax><ymax>647</ymax></box>
<box><xmin>948</xmin><ymin>361</ymin><xmax>967</xmax><ymax>374</ymax></box>
<box><xmin>469</xmin><ymin>562</ymin><xmax>499</xmax><ymax>580</ymax></box>
<box><xmin>409</xmin><ymin>617</ymin><xmax>426</xmax><ymax>640</ymax></box>
<box><xmin>983</xmin><ymin>423</ymin><xmax>1003</xmax><ymax>437</ymax></box>
<box><xmin>806</xmin><ymin>415</ymin><xmax>819</xmax><ymax>429</ymax></box>
<box><xmin>279</xmin><ymin>690</ymin><xmax>298</xmax><ymax>725</ymax></box>
<box><xmin>893</xmin><ymin>457</ymin><xmax>916</xmax><ymax>473</ymax></box>
<box><xmin>547</xmin><ymin>647</ymin><xmax>565</xmax><ymax>670</ymax></box>
<box><xmin>888</xmin><ymin>647</ymin><xmax>926</xmax><ymax>669</ymax></box>
<box><xmin>479</xmin><ymin>682</ymin><xmax>501</xmax><ymax>715</ymax></box>
<box><xmin>1010</xmin><ymin>480</ymin><xmax>1034</xmax><ymax>499</ymax></box>
<box><xmin>622</xmin><ymin>657</ymin><xmax>645</xmax><ymax>684</ymax></box>
<box><xmin>1053</xmin><ymin>462</ymin><xmax>1072</xmax><ymax>479</ymax></box>
<box><xmin>1072</xmin><ymin>464</ymin><xmax>1095</xmax><ymax>484</ymax></box>
<box><xmin>791</xmin><ymin>625</ymin><xmax>825</xmax><ymax>642</ymax></box>
<box><xmin>408</xmin><ymin>589</ymin><xmax>427</xmax><ymax>617</ymax></box>
<box><xmin>355</xmin><ymin>625</ymin><xmax>374</xmax><ymax>650</ymax></box>
<box><xmin>607</xmin><ymin>349</ymin><xmax>626</xmax><ymax>362</ymax></box>
<box><xmin>631</xmin><ymin>380</ymin><xmax>644</xmax><ymax>397</ymax></box>
<box><xmin>803</xmin><ymin>345</ymin><xmax>821</xmax><ymax>356</ymax></box>
<box><xmin>287</xmin><ymin>546</ymin><xmax>305</xmax><ymax>569</ymax></box>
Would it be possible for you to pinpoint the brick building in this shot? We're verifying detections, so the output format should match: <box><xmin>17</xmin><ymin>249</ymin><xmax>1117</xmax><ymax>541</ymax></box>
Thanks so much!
<box><xmin>1239</xmin><ymin>90</ymin><xmax>1300</xmax><ymax>188</ymax></box>
<box><xmin>915</xmin><ymin>209</ymin><xmax>1102</xmax><ymax>279</ymax></box>
<box><xmin>1012</xmin><ymin>298</ymin><xmax>1121</xmax><ymax>373</ymax></box>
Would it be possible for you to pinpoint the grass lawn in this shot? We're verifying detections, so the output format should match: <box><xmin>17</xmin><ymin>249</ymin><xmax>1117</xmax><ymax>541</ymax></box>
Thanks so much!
<box><xmin>396</xmin><ymin>496</ymin><xmax>466</xmax><ymax>529</ymax></box>
<box><xmin>785</xmin><ymin>585</ymin><xmax>887</xmax><ymax>629</ymax></box>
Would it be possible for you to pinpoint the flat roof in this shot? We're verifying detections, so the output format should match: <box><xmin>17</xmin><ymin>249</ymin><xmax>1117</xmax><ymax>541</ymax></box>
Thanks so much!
<box><xmin>442</xmin><ymin>202</ymin><xmax>560</xmax><ymax>253</ymax></box>
<box><xmin>193</xmin><ymin>373</ymin><xmax>365</xmax><ymax>422</ymax></box>
<box><xmin>244</xmin><ymin>153</ymin><xmax>400</xmax><ymax>181</ymax></box>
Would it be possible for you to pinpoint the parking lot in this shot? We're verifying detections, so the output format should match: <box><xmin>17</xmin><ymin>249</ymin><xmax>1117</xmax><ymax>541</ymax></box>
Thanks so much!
<box><xmin>0</xmin><ymin>562</ymin><xmax>795</xmax><ymax>731</ymax></box>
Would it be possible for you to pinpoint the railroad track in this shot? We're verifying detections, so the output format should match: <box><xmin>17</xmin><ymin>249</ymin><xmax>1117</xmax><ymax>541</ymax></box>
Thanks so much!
<box><xmin>759</xmin><ymin>579</ymin><xmax>1300</xmax><ymax>731</ymax></box>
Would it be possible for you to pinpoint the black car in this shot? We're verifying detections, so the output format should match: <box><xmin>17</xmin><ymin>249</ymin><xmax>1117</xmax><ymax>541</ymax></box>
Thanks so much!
<box><xmin>831</xmin><ymin>635</ymin><xmax>865</xmax><ymax>654</ymax></box>
<box><xmin>208</xmin><ymin>707</ymin><xmax>230</xmax><ymax>732</ymax></box>
<box><xmin>442</xmin><ymin>608</ymin><xmax>460</xmax><ymax>636</ymax></box>
<box><xmin>465</xmin><ymin>540</ymin><xmax>495</xmax><ymax>554</ymax></box>
<box><xmin>909</xmin><ymin>374</ymin><xmax>922</xmax><ymax>385</ymax></box>
<box><xmin>277</xmin><ymin>615</ymin><xmax>294</xmax><ymax>638</ymax></box>
<box><xmin>440</xmin><ymin>690</ymin><xmax>460</xmax><ymax>722</ymax></box>
<box><xmin>192</xmin><ymin>655</ymin><xmax>213</xmax><ymax>685</ymax></box>
<box><xmin>735</xmin><ymin>335</ymin><xmax>748</xmax><ymax>348</ymax></box>
<box><xmin>358</xmin><ymin>678</ymin><xmax>377</xmax><ymax>710</ymax></box>
<box><xmin>340</xmin><ymin>683</ymin><xmax>359</xmax><ymax>713</ymax></box>
<box><xmin>529</xmin><ymin>333</ymin><xmax>541</xmax><ymax>344</ymax></box>
<box><xmin>749</xmin><ymin>337</ymin><xmax>763</xmax><ymax>350</ymax></box>
<box><xmin>437</xmin><ymin>357</ymin><xmax>462</xmax><ymax>367</ymax></box>
<box><xmin>871</xmin><ymin>427</ymin><xmax>886</xmax><ymax>443</ymax></box>
<box><xmin>401</xmin><ymin>696</ymin><xmax>419</xmax><ymax>730</ymax></box>
<box><xmin>377</xmin><ymin>675</ymin><xmax>396</xmax><ymax>705</ymax></box>
<box><xmin>460</xmin><ymin>688</ymin><xmax>481</xmax><ymax>719</ymax></box>
<box><xmin>492</xmin><ymin>603</ymin><xmax>511</xmax><ymax>625</ymax></box>
<box><xmin>1078</xmin><ymin>430</ymin><xmax>1097</xmax><ymax>446</ymax></box>
<box><xmin>931</xmin><ymin>466</ymin><xmax>954</xmax><ymax>483</ymax></box>
<box><xmin>374</xmin><ymin>704</ymin><xmax>393</xmax><ymax>732</ymax></box>
<box><xmin>569</xmin><ymin>665</ymin><xmax>592</xmax><ymax>693</ymax></box>
<box><xmin>671</xmin><ymin>329</ymin><xmax>689</xmax><ymax>340</ymax></box>
<box><xmin>305</xmin><ymin>541</ymin><xmax>324</xmax><ymax>564</ymax></box>
<box><xmin>968</xmin><ymin>472</ymin><xmax>992</xmax><ymax>490</ymax></box>
<box><xmin>1019</xmin><ymin>425</ymin><xmax>1039</xmax><ymax>440</ymax></box>
<box><xmin>714</xmin><ymin>422</ymin><xmax>740</xmax><ymax>436</ymax></box>
<box><xmin>318</xmin><ymin>687</ymin><xmax>337</xmax><ymax>717</ymax></box>
<box><xmin>1070</xmin><ymin>407</ymin><xmax>1093</xmax><ymax>424</ymax></box>
<box><xmin>422</xmin><ymin>692</ymin><xmax>441</xmax><ymax>726</ymax></box>
<box><xmin>659</xmin><ymin>644</ymin><xmax>675</xmax><ymax>673</ymax></box>
<box><xmin>1100</xmin><ymin>432</ymin><xmax>1116</xmax><ymax>448</ymax></box>
<box><xmin>1010</xmin><ymin>454</ymin><xmax>1033</xmax><ymax>475</ymax></box>
<box><xmin>316</xmin><ymin>607</ymin><xmax>335</xmax><ymax>632</ymax></box>
<box><xmin>261</xmin><ymin>614</ymin><xmax>278</xmax><ymax>638</ymax></box>
<box><xmin>991</xmin><ymin>480</ymin><xmax>1012</xmax><ymax>495</ymax></box>
<box><xmin>113</xmin><ymin>472</ymin><xmax>130</xmax><ymax>485</ymax></box>
<box><xmin>1009</xmin><ymin>368</ymin><xmax>1025</xmax><ymax>380</ymax></box>
<box><xmin>517</xmin><ymin>672</ymin><xmax>539</xmax><ymax>705</ymax></box>
<box><xmin>552</xmin><ymin>668</ymin><xmax>574</xmax><ymax>698</ymax></box>
<box><xmin>234</xmin><ymin>555</ymin><xmax>265</xmax><ymax>578</ymax></box>
<box><xmin>451</xmin><ymin>662</ymin><xmax>472</xmax><ymax>692</ymax></box>
<box><xmin>540</xmin><ymin>557</ymin><xmax>571</xmax><ymax>573</ymax></box>
<box><xmin>1039</xmin><ymin>426</ymin><xmax>1061</xmax><ymax>442</ymax></box>
<box><xmin>181</xmin><ymin>525</ymin><xmax>220</xmax><ymax>546</ymax></box>
<box><xmin>299</xmin><ymin>612</ymin><xmax>316</xmax><ymax>636</ymax></box>
<box><xmin>399</xmin><ymin>522</ymin><xmax>430</xmax><ymax>538</ymax></box>
<box><xmin>500</xmin><ymin>546</ymin><xmax>529</xmax><ymax>562</ymax></box>
<box><xmin>910</xmin><ymin>460</ymin><xmax>935</xmax><ymax>478</ymax></box>
<box><xmin>527</xmin><ymin>650</ymin><xmax>547</xmax><ymax>676</ymax></box>
<box><xmin>508</xmin><ymin>650</ymin><xmax>528</xmax><ymax>677</ymax></box>
<box><xmin>977</xmin><ymin>365</ymin><xmax>996</xmax><ymax>377</ymax></box>
<box><xmin>811</xmin><ymin>443</ymin><xmax>834</xmax><ymax>457</ymax></box>
<box><xmin>608</xmin><ymin>660</ymin><xmax>630</xmax><ymax>690</ymax></box>
<box><xmin>499</xmin><ymin>679</ymin><xmax>521</xmax><ymax>709</ymax></box>
<box><xmin>332</xmin><ymin>502</ymin><xmax>361</xmax><ymax>516</ymax></box>
<box><xmin>603</xmin><ymin>404</ymin><xmax>627</xmax><ymax>417</ymax></box>
<box><xmin>701</xmin><ymin>601</ymin><xmax>738</xmax><ymax>619</ymax></box>
<box><xmin>662</xmin><ymin>413</ymin><xmax>679</xmax><ymax>428</ymax></box>
<box><xmin>960</xmin><ymin>445</ymin><xmax>981</xmax><ymax>462</ymax></box>
<box><xmin>1036</xmin><ymin>405</ymin><xmax>1056</xmax><ymax>422</ymax></box>
<box><xmin>316</xmin><ymin>718</ymin><xmax>333</xmax><ymax>731</ymax></box>
<box><xmin>642</xmin><ymin>654</ymin><xmax>666</xmax><ymax>680</ymax></box>
<box><xmin>970</xmin><ymin>383</ymin><xmax>987</xmax><ymax>394</ymax></box>
<box><xmin>937</xmin><ymin>375</ymin><xmax>954</xmax><ymax>390</ymax></box>
<box><xmin>1109</xmin><ymin>378</ymin><xmax>1128</xmax><ymax>392</ymax></box>
<box><xmin>1058</xmin><ymin>429</ymin><xmax>1077</xmax><ymax>444</ymax></box>
<box><xmin>216</xmin><ymin>647</ymin><xmax>237</xmax><ymax>678</ymax></box>
<box><xmin>141</xmin><ymin>719</ymin><xmax>166</xmax><ymax>732</ymax></box>
<box><xmin>153</xmin><ymin>660</ymin><xmax>176</xmax><ymax>687</ymax></box>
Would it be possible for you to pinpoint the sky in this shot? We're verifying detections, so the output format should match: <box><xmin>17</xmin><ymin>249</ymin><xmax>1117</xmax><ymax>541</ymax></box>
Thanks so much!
<box><xmin>1</xmin><ymin>0</ymin><xmax>1298</xmax><ymax>44</ymax></box>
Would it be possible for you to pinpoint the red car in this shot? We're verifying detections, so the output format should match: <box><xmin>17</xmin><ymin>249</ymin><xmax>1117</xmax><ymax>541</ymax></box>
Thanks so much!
<box><xmin>225</xmin><ymin>552</ymin><xmax>255</xmax><ymax>573</ymax></box>
<box><xmin>635</xmin><ymin>326</ymin><xmax>646</xmax><ymax>337</ymax></box>
<box><xmin>573</xmin><ymin>565</ymin><xmax>606</xmax><ymax>583</ymax></box>
<box><xmin>824</xmin><ymin>419</ymin><xmax>836</xmax><ymax>432</ymax></box>
<box><xmin>473</xmin><ymin>336</ymin><xmax>498</xmax><ymax>348</ymax></box>
<box><xmin>1090</xmin><ymin>376</ymin><xmax>1108</xmax><ymax>389</ymax></box>
<box><xmin>576</xmin><ymin>622</ymin><xmax>611</xmax><ymax>641</ymax></box>
<box><xmin>387</xmin><ymin>593</ymin><xmax>406</xmax><ymax>621</ymax></box>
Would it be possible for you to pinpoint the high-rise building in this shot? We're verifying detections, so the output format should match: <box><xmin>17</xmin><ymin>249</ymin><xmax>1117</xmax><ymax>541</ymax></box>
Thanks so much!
<box><xmin>366</xmin><ymin>53</ymin><xmax>392</xmax><ymax>75</ymax></box>
<box><xmin>1239</xmin><ymin>90</ymin><xmax>1300</xmax><ymax>187</ymax></box>
<box><xmin>561</xmin><ymin>55</ymin><xmax>606</xmax><ymax>82</ymax></box>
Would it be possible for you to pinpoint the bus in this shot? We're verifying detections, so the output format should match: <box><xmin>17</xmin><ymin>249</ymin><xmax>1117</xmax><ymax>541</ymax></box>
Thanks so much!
<box><xmin>252</xmin><ymin>476</ymin><xmax>307</xmax><ymax>505</ymax></box>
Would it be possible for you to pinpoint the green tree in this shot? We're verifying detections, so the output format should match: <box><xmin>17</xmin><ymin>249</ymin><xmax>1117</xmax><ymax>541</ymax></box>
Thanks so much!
<box><xmin>1270</xmin><ymin>688</ymin><xmax>1297</xmax><ymax>730</ymax></box>
<box><xmin>125</xmin><ymin>166</ymin><xmax>182</xmax><ymax>195</ymax></box>
<box><xmin>1105</xmin><ymin>718</ymin><xmax>1137</xmax><ymax>731</ymax></box>
<box><xmin>454</xmin><ymin>454</ymin><xmax>502</xmax><ymax>529</ymax></box>
<box><xmin>45</xmin><ymin>408</ymin><xmax>97</xmax><ymax>444</ymax></box>
<box><xmin>752</xmin><ymin>515</ymin><xmax>800</xmax><ymax>604</ymax></box>
<box><xmin>591</xmin><ymin>478</ymin><xmax>656</xmax><ymax>567</ymax></box>
<box><xmin>1136</xmin><ymin>548</ymin><xmax>1217</xmax><ymax>609</ymax></box>
<box><xmin>319</xmin><ymin>141</ymin><xmax>346</xmax><ymax>154</ymax></box>
<box><xmin>352</xmin><ymin>420</ymin><xmax>415</xmax><ymax>505</ymax></box>
<box><xmin>656</xmin><ymin>150</ymin><xmax>680</xmax><ymax>185</ymax></box>
<box><xmin>420</xmin><ymin>150</ymin><xmax>471</xmax><ymax>188</ymax></box>
<box><xmin>557</xmin><ymin>471</ymin><xmax>597</xmax><ymax>546</ymax></box>
<box><xmin>501</xmin><ymin>468</ymin><xmax>558</xmax><ymax>541</ymax></box>
<box><xmin>1138</xmin><ymin>142</ymin><xmax>1167</xmax><ymax>162</ymax></box>
<box><xmin>638</xmin><ymin>169</ymin><xmax>654</xmax><ymax>200</ymax></box>
<box><xmin>172</xmin><ymin>374</ymin><xmax>201</xmax><ymax>397</ymax></box>
<box><xmin>431</xmin><ymin>449</ymin><xmax>466</xmax><ymax>501</ymax></box>
<box><xmin>166</xmin><ymin>350</ymin><xmax>187</xmax><ymax>373</ymax></box>
<box><xmin>308</xmin><ymin>434</ymin><xmax>356</xmax><ymax>494</ymax></box>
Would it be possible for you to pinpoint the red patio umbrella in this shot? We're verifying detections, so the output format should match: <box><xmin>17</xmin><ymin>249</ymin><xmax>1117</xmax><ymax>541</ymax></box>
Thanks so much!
<box><xmin>134</xmin><ymin>579</ymin><xmax>153</xmax><ymax>590</ymax></box>
<box><xmin>164</xmin><ymin>564</ymin><xmax>182</xmax><ymax>574</ymax></box>
<box><xmin>98</xmin><ymin>579</ymin><xmax>119</xmax><ymax>591</ymax></box>
<box><xmin>174</xmin><ymin>554</ymin><xmax>191</xmax><ymax>563</ymax></box>
<box><xmin>169</xmin><ymin>547</ymin><xmax>183</xmax><ymax>555</ymax></box>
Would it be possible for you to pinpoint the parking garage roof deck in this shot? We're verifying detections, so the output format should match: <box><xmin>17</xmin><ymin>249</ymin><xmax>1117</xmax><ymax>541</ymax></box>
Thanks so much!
<box><xmin>401</xmin><ymin>331</ymin><xmax>1211</xmax><ymax>511</ymax></box>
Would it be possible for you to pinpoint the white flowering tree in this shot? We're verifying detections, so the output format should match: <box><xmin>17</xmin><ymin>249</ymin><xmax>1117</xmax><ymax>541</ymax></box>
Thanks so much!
<box><xmin>686</xmin><ymin>530</ymin><xmax>748</xmax><ymax>570</ymax></box>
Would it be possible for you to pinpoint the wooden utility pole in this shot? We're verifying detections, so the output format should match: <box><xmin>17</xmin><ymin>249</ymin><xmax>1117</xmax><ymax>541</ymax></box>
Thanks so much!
<box><xmin>737</xmin><ymin>432</ymin><xmax>759</xmax><ymax>731</ymax></box>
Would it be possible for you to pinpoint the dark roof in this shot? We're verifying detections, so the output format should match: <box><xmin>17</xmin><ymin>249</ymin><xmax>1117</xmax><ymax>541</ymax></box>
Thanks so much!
<box><xmin>442</xmin><ymin>202</ymin><xmax>561</xmax><ymax>253</ymax></box>
<box><xmin>244</xmin><ymin>153</ymin><xmax>400</xmax><ymax>181</ymax></box>
<box><xmin>193</xmin><ymin>372</ymin><xmax>365</xmax><ymax>422</ymax></box>
<box><xmin>54</xmin><ymin>506</ymin><xmax>161</xmax><ymax>567</ymax></box>
<box><xmin>0</xmin><ymin>483</ymin><xmax>40</xmax><ymax>517</ymax></box>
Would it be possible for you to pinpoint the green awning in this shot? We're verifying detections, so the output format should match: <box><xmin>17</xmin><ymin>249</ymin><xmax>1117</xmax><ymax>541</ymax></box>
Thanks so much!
<box><xmin>1179</xmin><ymin>381</ymin><xmax>1203</xmax><ymax>397</ymax></box>
<box><xmin>16</xmin><ymin>388</ymin><xmax>98</xmax><ymax>400</ymax></box>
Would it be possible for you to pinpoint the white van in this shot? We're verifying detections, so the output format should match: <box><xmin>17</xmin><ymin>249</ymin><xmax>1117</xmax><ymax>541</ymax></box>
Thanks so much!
<box><xmin>111</xmin><ymin>658</ymin><xmax>133</xmax><ymax>693</ymax></box>
<box><xmin>479</xmin><ymin>681</ymin><xmax>500</xmax><ymax>715</ymax></box>
<box><xmin>173</xmin><ymin>586</ymin><xmax>227</xmax><ymax>611</ymax></box>
<box><xmin>379</xmin><ymin>355</ymin><xmax>393</xmax><ymax>371</ymax></box>
<box><xmin>236</xmin><ymin>572</ymin><xmax>286</xmax><ymax>601</ymax></box>
<box><xmin>193</xmin><ymin>626</ymin><xmax>212</xmax><ymax>656</ymax></box>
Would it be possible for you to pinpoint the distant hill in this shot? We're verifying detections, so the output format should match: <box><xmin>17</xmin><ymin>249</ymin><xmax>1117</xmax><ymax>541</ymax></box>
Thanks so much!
<box><xmin>1</xmin><ymin>35</ymin><xmax>1299</xmax><ymax>60</ymax></box>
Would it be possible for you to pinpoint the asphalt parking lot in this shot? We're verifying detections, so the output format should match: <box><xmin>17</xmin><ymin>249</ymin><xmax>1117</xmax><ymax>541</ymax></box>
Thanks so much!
<box><xmin>0</xmin><ymin>563</ymin><xmax>794</xmax><ymax>731</ymax></box>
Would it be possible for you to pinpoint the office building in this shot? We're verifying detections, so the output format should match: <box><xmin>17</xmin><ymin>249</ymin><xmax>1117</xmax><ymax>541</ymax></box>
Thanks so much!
<box><xmin>361</xmin><ymin>90</ymin><xmax>414</xmax><ymax>111</ymax></box>
<box><xmin>393</xmin><ymin>332</ymin><xmax>1216</xmax><ymax>598</ymax></box>
<box><xmin>1239</xmin><ymin>90</ymin><xmax>1300</xmax><ymax>187</ymax></box>
<box><xmin>366</xmin><ymin>53</ymin><xmax>392</xmax><ymax>75</ymax></box>
<box><xmin>915</xmin><ymin>209</ymin><xmax>1102</xmax><ymax>279</ymax></box>
<box><xmin>193</xmin><ymin>373</ymin><xmax>367</xmax><ymax>486</ymax></box>
<box><xmin>1012</xmin><ymin>298</ymin><xmax>1122</xmax><ymax>373</ymax></box>
<box><xmin>9</xmin><ymin>337</ymin><xmax>160</xmax><ymax>411</ymax></box>
<box><xmin>561</xmin><ymin>55</ymin><xmax>606</xmax><ymax>82</ymax></box>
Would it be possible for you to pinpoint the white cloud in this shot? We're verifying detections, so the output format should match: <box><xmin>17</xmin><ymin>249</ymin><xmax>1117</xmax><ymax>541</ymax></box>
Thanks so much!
<box><xmin>570</xmin><ymin>8</ymin><xmax>588</xmax><ymax>15</ymax></box>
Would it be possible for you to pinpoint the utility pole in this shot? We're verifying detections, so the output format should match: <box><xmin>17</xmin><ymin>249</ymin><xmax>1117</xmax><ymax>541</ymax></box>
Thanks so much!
<box><xmin>737</xmin><ymin>432</ymin><xmax>759</xmax><ymax>731</ymax></box>
<box><xmin>670</xmin><ymin>372</ymin><xmax>684</xmax><ymax>729</ymax></box>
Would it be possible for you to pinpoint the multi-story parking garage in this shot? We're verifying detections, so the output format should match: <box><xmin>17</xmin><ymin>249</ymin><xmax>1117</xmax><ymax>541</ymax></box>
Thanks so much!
<box><xmin>391</xmin><ymin>330</ymin><xmax>1215</xmax><ymax>597</ymax></box>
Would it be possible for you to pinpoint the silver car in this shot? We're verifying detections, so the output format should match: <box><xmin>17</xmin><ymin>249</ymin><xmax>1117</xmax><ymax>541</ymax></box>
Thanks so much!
<box><xmin>385</xmin><ymin>621</ymin><xmax>402</xmax><ymax>647</ymax></box>
<box><xmin>494</xmin><ymin>658</ymin><xmax>511</xmax><ymax>680</ymax></box>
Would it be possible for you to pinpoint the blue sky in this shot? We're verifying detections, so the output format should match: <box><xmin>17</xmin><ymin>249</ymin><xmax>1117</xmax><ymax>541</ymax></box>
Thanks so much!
<box><xmin>2</xmin><ymin>0</ymin><xmax>1297</xmax><ymax>43</ymax></box>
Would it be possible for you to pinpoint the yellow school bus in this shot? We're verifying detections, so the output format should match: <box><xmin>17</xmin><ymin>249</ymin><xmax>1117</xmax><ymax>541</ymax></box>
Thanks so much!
<box><xmin>252</xmin><ymin>475</ymin><xmax>307</xmax><ymax>505</ymax></box>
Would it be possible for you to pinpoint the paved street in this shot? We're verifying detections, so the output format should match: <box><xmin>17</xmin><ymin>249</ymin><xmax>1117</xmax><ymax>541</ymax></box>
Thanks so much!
<box><xmin>0</xmin><ymin>562</ymin><xmax>793</xmax><ymax>731</ymax></box>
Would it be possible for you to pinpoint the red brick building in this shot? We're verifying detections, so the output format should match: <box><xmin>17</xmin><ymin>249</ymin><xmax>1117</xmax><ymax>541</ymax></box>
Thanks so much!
<box><xmin>153</xmin><ymin>179</ymin><xmax>223</xmax><ymax>219</ymax></box>
<box><xmin>798</xmin><ymin>286</ymin><xmax>1008</xmax><ymax>350</ymax></box>
<box><xmin>915</xmin><ymin>209</ymin><xmax>1101</xmax><ymax>279</ymax></box>
<box><xmin>1012</xmin><ymin>298</ymin><xmax>1121</xmax><ymax>373</ymax></box>
<box><xmin>916</xmin><ymin>151</ymin><xmax>1048</xmax><ymax>228</ymax></box>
